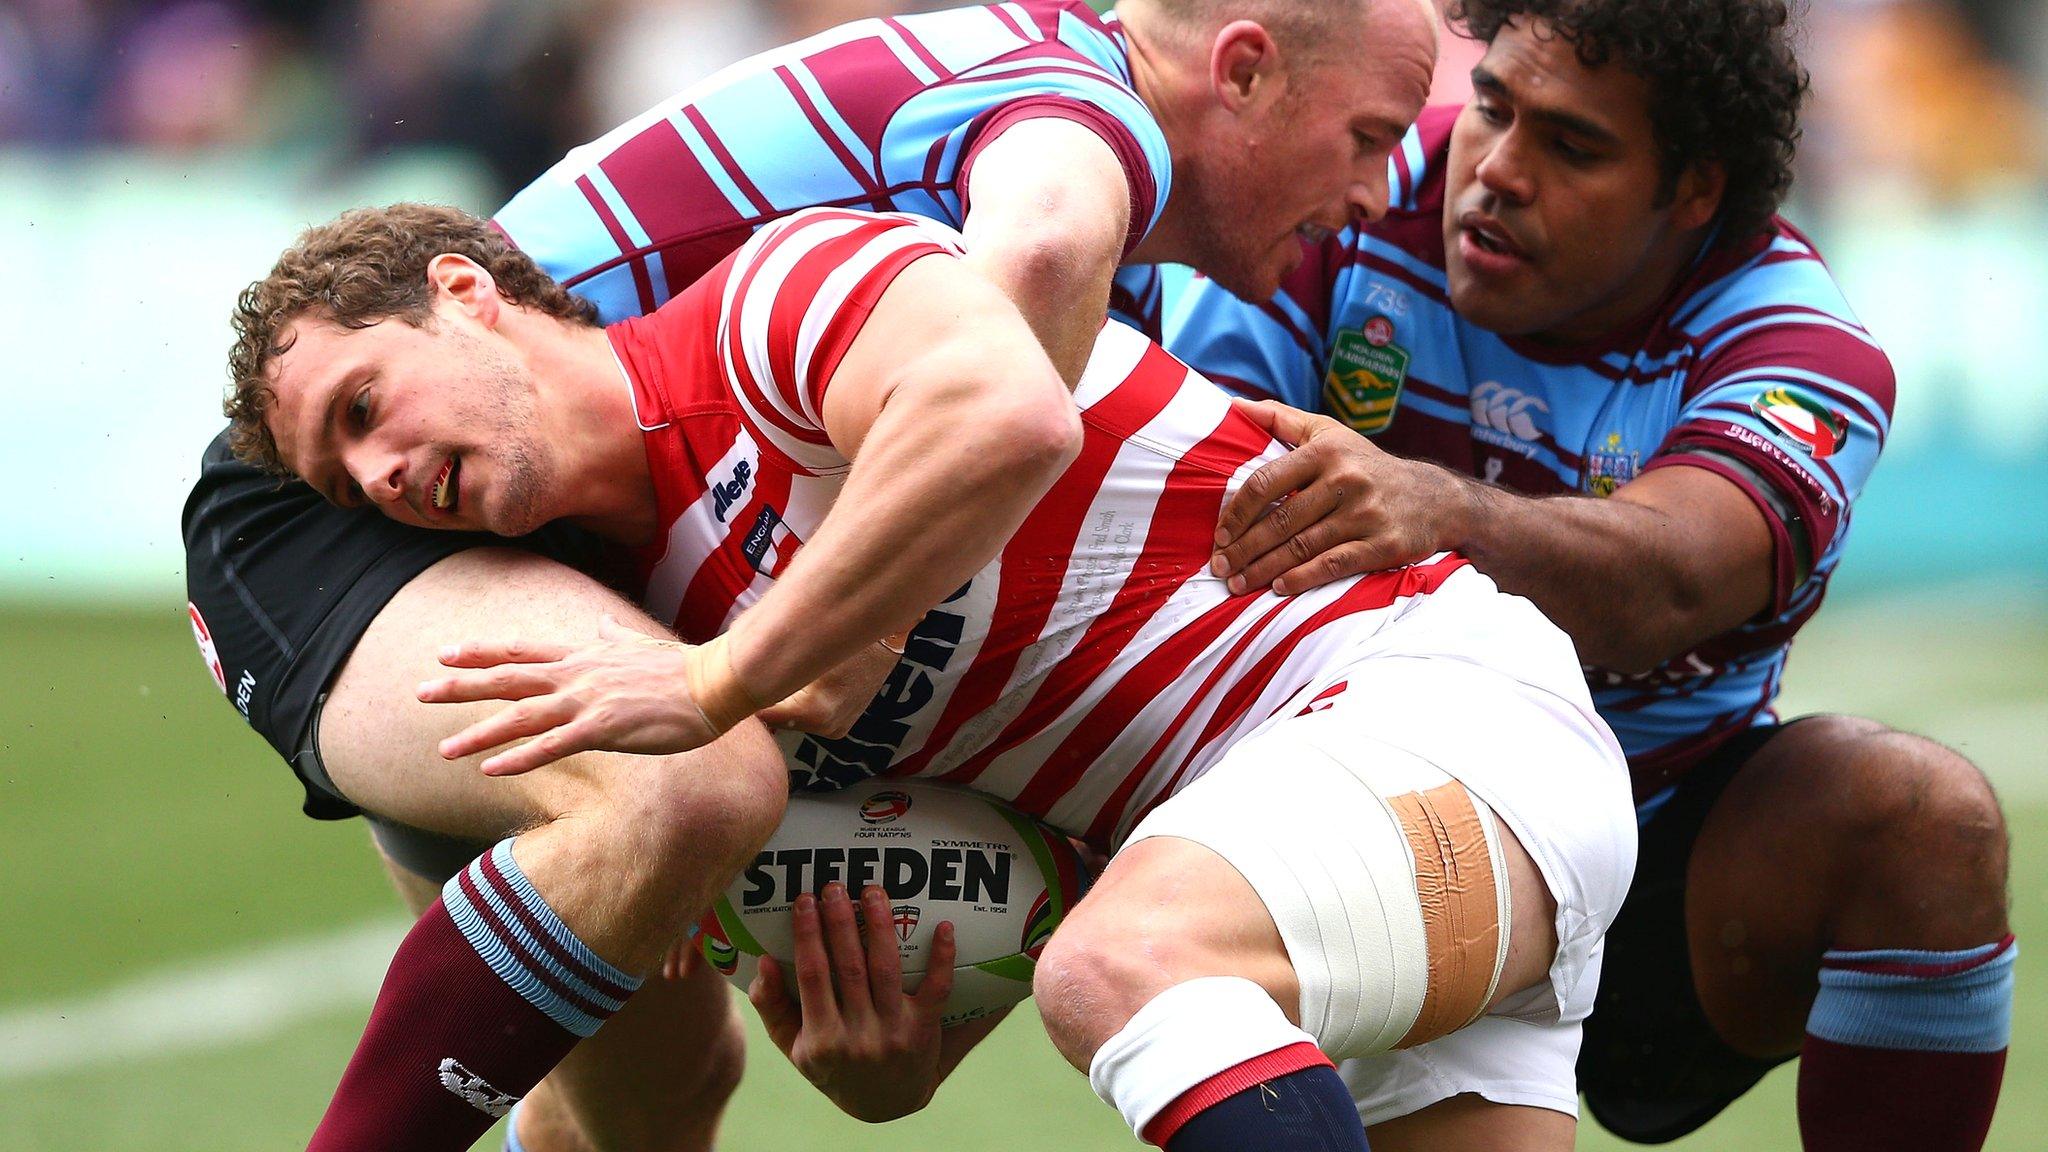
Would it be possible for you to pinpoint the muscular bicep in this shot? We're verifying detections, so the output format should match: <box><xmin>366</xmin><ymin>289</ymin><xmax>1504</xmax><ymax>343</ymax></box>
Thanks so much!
<box><xmin>1608</xmin><ymin>462</ymin><xmax>1776</xmax><ymax>639</ymax></box>
<box><xmin>960</xmin><ymin>117</ymin><xmax>1132</xmax><ymax>261</ymax></box>
<box><xmin>958</xmin><ymin>117</ymin><xmax>1132</xmax><ymax>383</ymax></box>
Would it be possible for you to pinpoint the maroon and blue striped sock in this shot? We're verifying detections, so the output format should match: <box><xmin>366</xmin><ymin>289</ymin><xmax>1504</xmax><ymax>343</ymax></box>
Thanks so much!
<box><xmin>1797</xmin><ymin>936</ymin><xmax>2015</xmax><ymax>1152</ymax></box>
<box><xmin>307</xmin><ymin>840</ymin><xmax>639</xmax><ymax>1152</ymax></box>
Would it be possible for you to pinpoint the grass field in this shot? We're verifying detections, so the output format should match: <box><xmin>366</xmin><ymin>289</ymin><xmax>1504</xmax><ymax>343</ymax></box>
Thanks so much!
<box><xmin>3</xmin><ymin>588</ymin><xmax>2041</xmax><ymax>1151</ymax></box>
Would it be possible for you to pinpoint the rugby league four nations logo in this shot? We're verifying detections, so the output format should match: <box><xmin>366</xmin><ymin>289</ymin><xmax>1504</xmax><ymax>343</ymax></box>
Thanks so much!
<box><xmin>860</xmin><ymin>790</ymin><xmax>914</xmax><ymax>825</ymax></box>
<box><xmin>1751</xmin><ymin>387</ymin><xmax>1848</xmax><ymax>458</ymax></box>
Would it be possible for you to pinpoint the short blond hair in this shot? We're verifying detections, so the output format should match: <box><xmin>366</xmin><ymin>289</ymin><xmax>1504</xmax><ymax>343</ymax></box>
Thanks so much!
<box><xmin>1128</xmin><ymin>0</ymin><xmax>1382</xmax><ymax>65</ymax></box>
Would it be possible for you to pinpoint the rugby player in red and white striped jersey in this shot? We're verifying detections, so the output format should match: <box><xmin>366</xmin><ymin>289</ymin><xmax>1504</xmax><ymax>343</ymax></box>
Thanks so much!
<box><xmin>617</xmin><ymin>207</ymin><xmax>1488</xmax><ymax>846</ymax></box>
<box><xmin>195</xmin><ymin>2</ymin><xmax>1446</xmax><ymax>1147</ymax></box>
<box><xmin>236</xmin><ymin>203</ymin><xmax>1633</xmax><ymax>1152</ymax></box>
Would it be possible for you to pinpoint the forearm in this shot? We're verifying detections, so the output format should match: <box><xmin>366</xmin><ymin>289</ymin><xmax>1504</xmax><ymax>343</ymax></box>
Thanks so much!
<box><xmin>1447</xmin><ymin>476</ymin><xmax>1760</xmax><ymax>673</ymax></box>
<box><xmin>1220</xmin><ymin>403</ymin><xmax>1772</xmax><ymax>672</ymax></box>
<box><xmin>727</xmin><ymin>376</ymin><xmax>1079</xmax><ymax>707</ymax></box>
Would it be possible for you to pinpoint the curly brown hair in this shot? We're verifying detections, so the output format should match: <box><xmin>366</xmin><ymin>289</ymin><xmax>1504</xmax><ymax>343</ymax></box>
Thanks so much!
<box><xmin>1450</xmin><ymin>0</ymin><xmax>1809</xmax><ymax>241</ymax></box>
<box><xmin>224</xmin><ymin>202</ymin><xmax>599</xmax><ymax>474</ymax></box>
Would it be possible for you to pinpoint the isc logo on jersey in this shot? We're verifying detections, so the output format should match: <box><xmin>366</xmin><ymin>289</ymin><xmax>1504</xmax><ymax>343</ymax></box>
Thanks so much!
<box><xmin>698</xmin><ymin>781</ymin><xmax>1091</xmax><ymax>1025</ymax></box>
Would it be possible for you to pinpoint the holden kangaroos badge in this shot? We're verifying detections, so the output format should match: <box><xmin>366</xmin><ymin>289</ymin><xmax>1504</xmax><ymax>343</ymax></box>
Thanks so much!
<box><xmin>1324</xmin><ymin>315</ymin><xmax>1410</xmax><ymax>435</ymax></box>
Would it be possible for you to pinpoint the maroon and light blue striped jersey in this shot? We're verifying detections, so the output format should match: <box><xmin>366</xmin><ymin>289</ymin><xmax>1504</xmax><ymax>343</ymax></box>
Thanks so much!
<box><xmin>1166</xmin><ymin>106</ymin><xmax>1898</xmax><ymax>799</ymax></box>
<box><xmin>493</xmin><ymin>0</ymin><xmax>1170</xmax><ymax>333</ymax></box>
<box><xmin>610</xmin><ymin>208</ymin><xmax>1485</xmax><ymax>847</ymax></box>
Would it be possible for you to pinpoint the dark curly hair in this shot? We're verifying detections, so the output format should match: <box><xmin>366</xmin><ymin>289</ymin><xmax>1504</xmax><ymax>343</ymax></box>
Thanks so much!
<box><xmin>224</xmin><ymin>202</ymin><xmax>598</xmax><ymax>475</ymax></box>
<box><xmin>1449</xmin><ymin>0</ymin><xmax>1809</xmax><ymax>241</ymax></box>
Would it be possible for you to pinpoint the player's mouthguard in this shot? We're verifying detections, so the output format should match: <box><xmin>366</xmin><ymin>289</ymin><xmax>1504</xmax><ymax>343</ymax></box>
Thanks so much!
<box><xmin>432</xmin><ymin>457</ymin><xmax>459</xmax><ymax>511</ymax></box>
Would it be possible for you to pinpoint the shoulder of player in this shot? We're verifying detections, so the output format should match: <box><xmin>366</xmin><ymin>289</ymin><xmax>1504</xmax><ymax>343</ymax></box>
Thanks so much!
<box><xmin>1669</xmin><ymin>221</ymin><xmax>1895</xmax><ymax>402</ymax></box>
<box><xmin>1675</xmin><ymin>221</ymin><xmax>1857</xmax><ymax>334</ymax></box>
<box><xmin>731</xmin><ymin>210</ymin><xmax>960</xmax><ymax>287</ymax></box>
<box><xmin>1013</xmin><ymin>0</ymin><xmax>1136</xmax><ymax>66</ymax></box>
<box><xmin>906</xmin><ymin>0</ymin><xmax>1137</xmax><ymax>85</ymax></box>
<box><xmin>714</xmin><ymin>213</ymin><xmax>962</xmax><ymax>433</ymax></box>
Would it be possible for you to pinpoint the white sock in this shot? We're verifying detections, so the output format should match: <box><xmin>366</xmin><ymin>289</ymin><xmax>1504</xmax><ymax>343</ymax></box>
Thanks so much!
<box><xmin>1087</xmin><ymin>976</ymin><xmax>1319</xmax><ymax>1137</ymax></box>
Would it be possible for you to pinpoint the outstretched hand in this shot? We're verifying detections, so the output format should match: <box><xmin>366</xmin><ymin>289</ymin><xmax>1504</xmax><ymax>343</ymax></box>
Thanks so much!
<box><xmin>1213</xmin><ymin>397</ymin><xmax>1469</xmax><ymax>596</ymax></box>
<box><xmin>751</xmin><ymin>883</ymin><xmax>957</xmax><ymax>1123</ymax></box>
<box><xmin>416</xmin><ymin>615</ymin><xmax>759</xmax><ymax>775</ymax></box>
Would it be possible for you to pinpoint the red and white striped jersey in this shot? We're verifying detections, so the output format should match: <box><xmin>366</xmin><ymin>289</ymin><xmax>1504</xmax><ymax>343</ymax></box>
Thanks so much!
<box><xmin>609</xmin><ymin>208</ymin><xmax>1474</xmax><ymax>847</ymax></box>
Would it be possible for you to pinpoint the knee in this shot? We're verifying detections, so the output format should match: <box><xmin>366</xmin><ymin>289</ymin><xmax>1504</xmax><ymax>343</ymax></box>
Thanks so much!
<box><xmin>674</xmin><ymin>723</ymin><xmax>789</xmax><ymax>871</ymax></box>
<box><xmin>1846</xmin><ymin>726</ymin><xmax>2003</xmax><ymax>865</ymax></box>
<box><xmin>1804</xmin><ymin>718</ymin><xmax>2009</xmax><ymax>906</ymax></box>
<box><xmin>577</xmin><ymin>723</ymin><xmax>789</xmax><ymax>881</ymax></box>
<box><xmin>1033</xmin><ymin>905</ymin><xmax>1184</xmax><ymax>1067</ymax></box>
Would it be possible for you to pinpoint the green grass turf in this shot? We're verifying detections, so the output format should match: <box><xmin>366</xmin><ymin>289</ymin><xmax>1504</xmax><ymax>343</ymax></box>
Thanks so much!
<box><xmin>0</xmin><ymin>598</ymin><xmax>2039</xmax><ymax>1150</ymax></box>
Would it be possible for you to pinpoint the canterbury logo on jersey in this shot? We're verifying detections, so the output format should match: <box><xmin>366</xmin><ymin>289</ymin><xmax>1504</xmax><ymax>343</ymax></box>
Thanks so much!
<box><xmin>1469</xmin><ymin>382</ymin><xmax>1549</xmax><ymax>459</ymax></box>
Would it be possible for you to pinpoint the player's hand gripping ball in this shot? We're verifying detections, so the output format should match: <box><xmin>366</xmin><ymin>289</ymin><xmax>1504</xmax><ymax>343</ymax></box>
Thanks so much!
<box><xmin>698</xmin><ymin>781</ymin><xmax>1092</xmax><ymax>1027</ymax></box>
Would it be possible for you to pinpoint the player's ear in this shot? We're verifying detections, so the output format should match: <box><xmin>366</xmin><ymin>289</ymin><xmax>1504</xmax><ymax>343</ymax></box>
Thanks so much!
<box><xmin>426</xmin><ymin>253</ymin><xmax>503</xmax><ymax>328</ymax></box>
<box><xmin>1211</xmin><ymin>20</ymin><xmax>1283</xmax><ymax>114</ymax></box>
<box><xmin>1667</xmin><ymin>159</ymin><xmax>1726</xmax><ymax>234</ymax></box>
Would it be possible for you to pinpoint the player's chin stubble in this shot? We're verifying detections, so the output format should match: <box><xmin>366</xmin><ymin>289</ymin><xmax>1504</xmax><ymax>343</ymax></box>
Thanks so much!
<box><xmin>463</xmin><ymin>344</ymin><xmax>555</xmax><ymax>536</ymax></box>
<box><xmin>1173</xmin><ymin>168</ymin><xmax>1275</xmax><ymax>303</ymax></box>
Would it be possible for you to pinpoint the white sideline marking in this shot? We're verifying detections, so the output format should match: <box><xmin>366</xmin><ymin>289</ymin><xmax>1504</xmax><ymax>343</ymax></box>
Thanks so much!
<box><xmin>0</xmin><ymin>918</ymin><xmax>405</xmax><ymax>1081</ymax></box>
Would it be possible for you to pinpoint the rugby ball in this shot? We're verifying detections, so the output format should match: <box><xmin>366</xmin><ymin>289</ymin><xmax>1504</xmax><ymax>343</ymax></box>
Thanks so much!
<box><xmin>697</xmin><ymin>781</ymin><xmax>1091</xmax><ymax>1027</ymax></box>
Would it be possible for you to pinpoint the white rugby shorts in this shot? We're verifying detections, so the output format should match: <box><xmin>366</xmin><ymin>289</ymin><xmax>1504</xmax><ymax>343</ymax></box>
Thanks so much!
<box><xmin>1122</xmin><ymin>565</ymin><xmax>1637</xmax><ymax>1123</ymax></box>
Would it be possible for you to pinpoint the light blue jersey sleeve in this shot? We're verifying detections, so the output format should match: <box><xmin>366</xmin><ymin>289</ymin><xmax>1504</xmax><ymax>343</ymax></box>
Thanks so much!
<box><xmin>1649</xmin><ymin>235</ymin><xmax>1898</xmax><ymax>606</ymax></box>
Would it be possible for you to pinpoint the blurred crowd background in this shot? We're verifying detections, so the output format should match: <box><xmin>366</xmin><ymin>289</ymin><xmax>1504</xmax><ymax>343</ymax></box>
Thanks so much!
<box><xmin>2</xmin><ymin>0</ymin><xmax>2044</xmax><ymax>600</ymax></box>
<box><xmin>6</xmin><ymin>0</ymin><xmax>2043</xmax><ymax>198</ymax></box>
<box><xmin>0</xmin><ymin>0</ymin><xmax>956</xmax><ymax>185</ymax></box>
